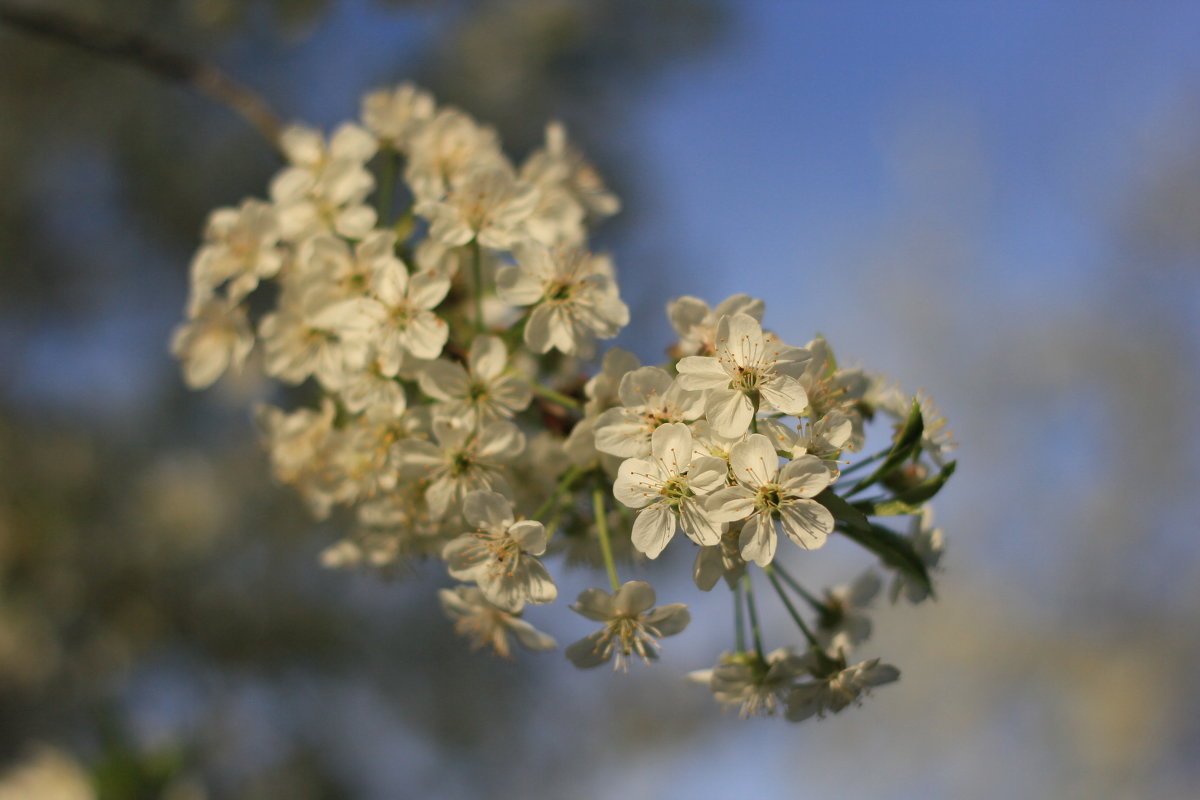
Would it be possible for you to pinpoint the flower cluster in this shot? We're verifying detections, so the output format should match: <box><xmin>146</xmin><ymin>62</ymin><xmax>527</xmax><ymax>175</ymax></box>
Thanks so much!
<box><xmin>171</xmin><ymin>83</ymin><xmax>956</xmax><ymax>722</ymax></box>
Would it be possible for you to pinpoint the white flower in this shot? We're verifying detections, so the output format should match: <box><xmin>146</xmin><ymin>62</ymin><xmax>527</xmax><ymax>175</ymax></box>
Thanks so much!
<box><xmin>593</xmin><ymin>367</ymin><xmax>705</xmax><ymax>458</ymax></box>
<box><xmin>705</xmin><ymin>434</ymin><xmax>835</xmax><ymax>566</ymax></box>
<box><xmin>256</xmin><ymin>400</ymin><xmax>338</xmax><ymax>518</ymax></box>
<box><xmin>612</xmin><ymin>423</ymin><xmax>726</xmax><ymax>559</ymax></box>
<box><xmin>188</xmin><ymin>198</ymin><xmax>283</xmax><ymax>305</ymax></box>
<box><xmin>565</xmin><ymin>580</ymin><xmax>690</xmax><ymax>671</ymax></box>
<box><xmin>689</xmin><ymin>648</ymin><xmax>807</xmax><ymax>718</ymax></box>
<box><xmin>668</xmin><ymin>293</ymin><xmax>764</xmax><ymax>356</ymax></box>
<box><xmin>582</xmin><ymin>346</ymin><xmax>640</xmax><ymax>416</ymax></box>
<box><xmin>361</xmin><ymin>83</ymin><xmax>435</xmax><ymax>147</ymax></box>
<box><xmin>396</xmin><ymin>419</ymin><xmax>525</xmax><ymax>520</ymax></box>
<box><xmin>496</xmin><ymin>242</ymin><xmax>629</xmax><ymax>356</ymax></box>
<box><xmin>258</xmin><ymin>290</ymin><xmax>377</xmax><ymax>389</ymax></box>
<box><xmin>269</xmin><ymin>122</ymin><xmax>378</xmax><ymax>241</ymax></box>
<box><xmin>676</xmin><ymin>313</ymin><xmax>810</xmax><ymax>437</ymax></box>
<box><xmin>171</xmin><ymin>295</ymin><xmax>254</xmax><ymax>389</ymax></box>
<box><xmin>520</xmin><ymin>121</ymin><xmax>620</xmax><ymax>221</ymax></box>
<box><xmin>442</xmin><ymin>490</ymin><xmax>557</xmax><ymax>611</ymax></box>
<box><xmin>889</xmin><ymin>506</ymin><xmax>944</xmax><ymax>604</ymax></box>
<box><xmin>336</xmin><ymin>357</ymin><xmax>407</xmax><ymax>415</ymax></box>
<box><xmin>364</xmin><ymin>249</ymin><xmax>452</xmax><ymax>368</ymax></box>
<box><xmin>785</xmin><ymin>657</ymin><xmax>900</xmax><ymax>722</ymax></box>
<box><xmin>418</xmin><ymin>335</ymin><xmax>530</xmax><ymax>427</ymax></box>
<box><xmin>815</xmin><ymin>570</ymin><xmax>881</xmax><ymax>655</ymax></box>
<box><xmin>439</xmin><ymin>586</ymin><xmax>557</xmax><ymax>659</ymax></box>
<box><xmin>418</xmin><ymin>165</ymin><xmax>539</xmax><ymax>250</ymax></box>
<box><xmin>405</xmin><ymin>108</ymin><xmax>503</xmax><ymax>204</ymax></box>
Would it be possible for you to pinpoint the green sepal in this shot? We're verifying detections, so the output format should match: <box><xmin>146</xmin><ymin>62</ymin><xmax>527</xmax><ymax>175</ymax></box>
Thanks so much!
<box><xmin>854</xmin><ymin>460</ymin><xmax>957</xmax><ymax>516</ymax></box>
<box><xmin>851</xmin><ymin>398</ymin><xmax>924</xmax><ymax>493</ymax></box>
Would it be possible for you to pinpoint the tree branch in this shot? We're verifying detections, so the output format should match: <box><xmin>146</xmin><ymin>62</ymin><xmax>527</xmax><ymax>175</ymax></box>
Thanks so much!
<box><xmin>0</xmin><ymin>3</ymin><xmax>283</xmax><ymax>148</ymax></box>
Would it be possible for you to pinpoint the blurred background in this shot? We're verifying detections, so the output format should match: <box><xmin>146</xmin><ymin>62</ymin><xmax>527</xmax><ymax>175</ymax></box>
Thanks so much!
<box><xmin>1</xmin><ymin>1</ymin><xmax>1199</xmax><ymax>798</ymax></box>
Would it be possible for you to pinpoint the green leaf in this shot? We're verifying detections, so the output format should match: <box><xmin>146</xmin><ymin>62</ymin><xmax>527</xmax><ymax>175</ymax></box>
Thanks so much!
<box><xmin>851</xmin><ymin>398</ymin><xmax>924</xmax><ymax>493</ymax></box>
<box><xmin>838</xmin><ymin>522</ymin><xmax>934</xmax><ymax>598</ymax></box>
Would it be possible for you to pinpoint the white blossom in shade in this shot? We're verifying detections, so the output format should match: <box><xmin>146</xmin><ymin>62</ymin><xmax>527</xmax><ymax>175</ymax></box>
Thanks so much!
<box><xmin>438</xmin><ymin>586</ymin><xmax>557</xmax><ymax>659</ymax></box>
<box><xmin>336</xmin><ymin>357</ymin><xmax>407</xmax><ymax>415</ymax></box>
<box><xmin>612</xmin><ymin>423</ymin><xmax>726</xmax><ymax>559</ymax></box>
<box><xmin>687</xmin><ymin>418</ymin><xmax>747</xmax><ymax>469</ymax></box>
<box><xmin>405</xmin><ymin>108</ymin><xmax>504</xmax><ymax>204</ymax></box>
<box><xmin>364</xmin><ymin>249</ymin><xmax>452</xmax><ymax>368</ymax></box>
<box><xmin>360</xmin><ymin>83</ymin><xmax>435</xmax><ymax>147</ymax></box>
<box><xmin>667</xmin><ymin>293</ymin><xmax>765</xmax><ymax>357</ymax></box>
<box><xmin>815</xmin><ymin>570</ymin><xmax>881</xmax><ymax>655</ymax></box>
<box><xmin>496</xmin><ymin>242</ymin><xmax>629</xmax><ymax>356</ymax></box>
<box><xmin>795</xmin><ymin>335</ymin><xmax>872</xmax><ymax>450</ymax></box>
<box><xmin>593</xmin><ymin>367</ymin><xmax>705</xmax><ymax>458</ymax></box>
<box><xmin>582</xmin><ymin>347</ymin><xmax>640</xmax><ymax>416</ymax></box>
<box><xmin>418</xmin><ymin>335</ymin><xmax>530</xmax><ymax>427</ymax></box>
<box><xmin>785</xmin><ymin>657</ymin><xmax>900</xmax><ymax>722</ymax></box>
<box><xmin>692</xmin><ymin>524</ymin><xmax>747</xmax><ymax>591</ymax></box>
<box><xmin>321</xmin><ymin>405</ymin><xmax>412</xmax><ymax>505</ymax></box>
<box><xmin>269</xmin><ymin>122</ymin><xmax>378</xmax><ymax>242</ymax></box>
<box><xmin>442</xmin><ymin>490</ymin><xmax>557</xmax><ymax>611</ymax></box>
<box><xmin>565</xmin><ymin>581</ymin><xmax>690</xmax><ymax>671</ymax></box>
<box><xmin>292</xmin><ymin>230</ymin><xmax>403</xmax><ymax>304</ymax></box>
<box><xmin>256</xmin><ymin>399</ymin><xmax>337</xmax><ymax>518</ymax></box>
<box><xmin>418</xmin><ymin>165</ymin><xmax>539</xmax><ymax>250</ymax></box>
<box><xmin>258</xmin><ymin>289</ymin><xmax>377</xmax><ymax>389</ymax></box>
<box><xmin>705</xmin><ymin>434</ymin><xmax>835</xmax><ymax>566</ymax></box>
<box><xmin>889</xmin><ymin>506</ymin><xmax>945</xmax><ymax>604</ymax></box>
<box><xmin>188</xmin><ymin>198</ymin><xmax>283</xmax><ymax>306</ymax></box>
<box><xmin>171</xmin><ymin>295</ymin><xmax>255</xmax><ymax>389</ymax></box>
<box><xmin>413</xmin><ymin>237</ymin><xmax>468</xmax><ymax>278</ymax></box>
<box><xmin>520</xmin><ymin>121</ymin><xmax>620</xmax><ymax>221</ymax></box>
<box><xmin>676</xmin><ymin>313</ymin><xmax>811</xmax><ymax>437</ymax></box>
<box><xmin>396</xmin><ymin>419</ymin><xmax>524</xmax><ymax>521</ymax></box>
<box><xmin>688</xmin><ymin>648</ymin><xmax>808</xmax><ymax>718</ymax></box>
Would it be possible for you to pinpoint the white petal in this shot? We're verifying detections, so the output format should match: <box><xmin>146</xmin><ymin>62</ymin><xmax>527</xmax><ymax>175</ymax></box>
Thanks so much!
<box><xmin>778</xmin><ymin>499</ymin><xmax>833</xmax><ymax>550</ymax></box>
<box><xmin>705</xmin><ymin>389</ymin><xmax>753</xmax><ymax>438</ymax></box>
<box><xmin>729</xmin><ymin>434</ymin><xmax>780</xmax><ymax>488</ymax></box>
<box><xmin>739</xmin><ymin>513</ymin><xmax>777</xmax><ymax>566</ymax></box>
<box><xmin>780</xmin><ymin>454</ymin><xmax>833</xmax><ymax>498</ymax></box>
<box><xmin>631</xmin><ymin>504</ymin><xmax>675</xmax><ymax>559</ymax></box>
<box><xmin>613</xmin><ymin>458</ymin><xmax>662</xmax><ymax>510</ymax></box>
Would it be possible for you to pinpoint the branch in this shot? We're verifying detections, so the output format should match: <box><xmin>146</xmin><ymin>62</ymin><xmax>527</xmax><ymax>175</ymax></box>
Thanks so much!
<box><xmin>0</xmin><ymin>3</ymin><xmax>282</xmax><ymax>148</ymax></box>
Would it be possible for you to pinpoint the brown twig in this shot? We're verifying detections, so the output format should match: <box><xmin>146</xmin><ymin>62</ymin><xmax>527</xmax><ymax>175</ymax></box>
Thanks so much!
<box><xmin>0</xmin><ymin>3</ymin><xmax>283</xmax><ymax>148</ymax></box>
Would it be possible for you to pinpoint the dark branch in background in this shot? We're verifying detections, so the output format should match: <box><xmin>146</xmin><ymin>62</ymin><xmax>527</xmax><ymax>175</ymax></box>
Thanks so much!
<box><xmin>0</xmin><ymin>3</ymin><xmax>282</xmax><ymax>148</ymax></box>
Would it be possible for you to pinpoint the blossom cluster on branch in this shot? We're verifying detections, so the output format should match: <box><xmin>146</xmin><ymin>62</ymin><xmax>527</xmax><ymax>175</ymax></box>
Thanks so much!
<box><xmin>171</xmin><ymin>83</ymin><xmax>956</xmax><ymax>722</ymax></box>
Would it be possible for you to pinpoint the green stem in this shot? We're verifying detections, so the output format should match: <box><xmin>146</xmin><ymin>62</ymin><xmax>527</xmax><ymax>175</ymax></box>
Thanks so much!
<box><xmin>771</xmin><ymin>562</ymin><xmax>830</xmax><ymax>614</ymax></box>
<box><xmin>839</xmin><ymin>447</ymin><xmax>889</xmax><ymax>478</ymax></box>
<box><xmin>533</xmin><ymin>465</ymin><xmax>583</xmax><ymax>522</ymax></box>
<box><xmin>764</xmin><ymin>564</ymin><xmax>822</xmax><ymax>650</ymax></box>
<box><xmin>749</xmin><ymin>391</ymin><xmax>761</xmax><ymax>433</ymax></box>
<box><xmin>592</xmin><ymin>485</ymin><xmax>620</xmax><ymax>592</ymax></box>
<box><xmin>376</xmin><ymin>147</ymin><xmax>398</xmax><ymax>225</ymax></box>
<box><xmin>741</xmin><ymin>573</ymin><xmax>765</xmax><ymax>661</ymax></box>
<box><xmin>530</xmin><ymin>382</ymin><xmax>581</xmax><ymax>409</ymax></box>
<box><xmin>734</xmin><ymin>583</ymin><xmax>747</xmax><ymax>654</ymax></box>
<box><xmin>470</xmin><ymin>240</ymin><xmax>484</xmax><ymax>335</ymax></box>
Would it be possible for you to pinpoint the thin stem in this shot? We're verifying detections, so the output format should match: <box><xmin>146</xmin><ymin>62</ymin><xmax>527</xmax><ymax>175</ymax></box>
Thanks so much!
<box><xmin>470</xmin><ymin>240</ymin><xmax>484</xmax><ymax>335</ymax></box>
<box><xmin>533</xmin><ymin>465</ymin><xmax>582</xmax><ymax>522</ymax></box>
<box><xmin>0</xmin><ymin>4</ymin><xmax>282</xmax><ymax>147</ymax></box>
<box><xmin>764</xmin><ymin>565</ymin><xmax>823</xmax><ymax>652</ymax></box>
<box><xmin>592</xmin><ymin>485</ymin><xmax>620</xmax><ymax>592</ymax></box>
<box><xmin>741</xmin><ymin>573</ymin><xmax>765</xmax><ymax>661</ymax></box>
<box><xmin>529</xmin><ymin>382</ymin><xmax>581</xmax><ymax>409</ymax></box>
<box><xmin>839</xmin><ymin>448</ymin><xmax>889</xmax><ymax>478</ymax></box>
<box><xmin>771</xmin><ymin>562</ymin><xmax>830</xmax><ymax>614</ymax></box>
<box><xmin>376</xmin><ymin>148</ymin><xmax>398</xmax><ymax>226</ymax></box>
<box><xmin>734</xmin><ymin>582</ymin><xmax>747</xmax><ymax>654</ymax></box>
